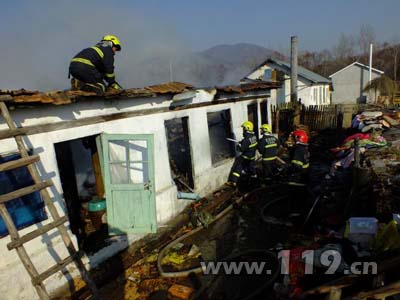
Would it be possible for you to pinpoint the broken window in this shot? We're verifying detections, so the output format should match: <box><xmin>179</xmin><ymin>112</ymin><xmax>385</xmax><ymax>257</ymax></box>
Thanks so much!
<box><xmin>0</xmin><ymin>152</ymin><xmax>47</xmax><ymax>237</ymax></box>
<box><xmin>260</xmin><ymin>101</ymin><xmax>268</xmax><ymax>125</ymax></box>
<box><xmin>165</xmin><ymin>117</ymin><xmax>194</xmax><ymax>189</ymax></box>
<box><xmin>247</xmin><ymin>103</ymin><xmax>259</xmax><ymax>134</ymax></box>
<box><xmin>207</xmin><ymin>110</ymin><xmax>235</xmax><ymax>165</ymax></box>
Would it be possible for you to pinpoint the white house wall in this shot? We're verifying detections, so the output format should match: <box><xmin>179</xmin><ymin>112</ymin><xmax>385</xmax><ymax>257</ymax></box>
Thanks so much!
<box><xmin>0</xmin><ymin>93</ymin><xmax>269</xmax><ymax>300</ymax></box>
<box><xmin>246</xmin><ymin>65</ymin><xmax>329</xmax><ymax>106</ymax></box>
<box><xmin>330</xmin><ymin>65</ymin><xmax>381</xmax><ymax>104</ymax></box>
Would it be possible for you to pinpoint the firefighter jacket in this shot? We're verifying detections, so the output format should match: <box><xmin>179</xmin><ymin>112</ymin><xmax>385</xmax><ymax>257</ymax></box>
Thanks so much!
<box><xmin>238</xmin><ymin>131</ymin><xmax>258</xmax><ymax>160</ymax></box>
<box><xmin>70</xmin><ymin>43</ymin><xmax>116</xmax><ymax>85</ymax></box>
<box><xmin>258</xmin><ymin>134</ymin><xmax>280</xmax><ymax>161</ymax></box>
<box><xmin>291</xmin><ymin>142</ymin><xmax>310</xmax><ymax>170</ymax></box>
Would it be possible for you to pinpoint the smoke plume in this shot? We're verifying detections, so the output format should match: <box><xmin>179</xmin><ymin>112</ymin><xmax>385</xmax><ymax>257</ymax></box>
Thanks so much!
<box><xmin>0</xmin><ymin>0</ymin><xmax>218</xmax><ymax>90</ymax></box>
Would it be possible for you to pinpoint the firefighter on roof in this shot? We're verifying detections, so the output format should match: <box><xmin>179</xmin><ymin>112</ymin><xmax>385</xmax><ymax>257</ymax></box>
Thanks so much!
<box><xmin>69</xmin><ymin>35</ymin><xmax>123</xmax><ymax>95</ymax></box>
<box><xmin>226</xmin><ymin>121</ymin><xmax>258</xmax><ymax>187</ymax></box>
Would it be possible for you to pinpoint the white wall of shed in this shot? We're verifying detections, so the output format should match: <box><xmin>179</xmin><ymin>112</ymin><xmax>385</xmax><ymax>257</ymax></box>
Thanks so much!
<box><xmin>0</xmin><ymin>94</ymin><xmax>268</xmax><ymax>299</ymax></box>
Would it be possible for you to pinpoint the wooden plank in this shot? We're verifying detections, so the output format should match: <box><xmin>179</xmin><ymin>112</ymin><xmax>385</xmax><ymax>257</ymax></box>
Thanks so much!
<box><xmin>32</xmin><ymin>254</ymin><xmax>77</xmax><ymax>285</ymax></box>
<box><xmin>0</xmin><ymin>181</ymin><xmax>53</xmax><ymax>204</ymax></box>
<box><xmin>0</xmin><ymin>95</ymin><xmax>13</xmax><ymax>102</ymax></box>
<box><xmin>0</xmin><ymin>154</ymin><xmax>40</xmax><ymax>172</ymax></box>
<box><xmin>0</xmin><ymin>204</ymin><xmax>51</xmax><ymax>300</ymax></box>
<box><xmin>353</xmin><ymin>280</ymin><xmax>400</xmax><ymax>299</ymax></box>
<box><xmin>0</xmin><ymin>96</ymin><xmax>265</xmax><ymax>140</ymax></box>
<box><xmin>92</xmin><ymin>152</ymin><xmax>105</xmax><ymax>197</ymax></box>
<box><xmin>327</xmin><ymin>287</ymin><xmax>342</xmax><ymax>300</ymax></box>
<box><xmin>276</xmin><ymin>107</ymin><xmax>280</xmax><ymax>134</ymax></box>
<box><xmin>301</xmin><ymin>275</ymin><xmax>359</xmax><ymax>296</ymax></box>
<box><xmin>7</xmin><ymin>216</ymin><xmax>68</xmax><ymax>250</ymax></box>
<box><xmin>0</xmin><ymin>101</ymin><xmax>99</xmax><ymax>298</ymax></box>
<box><xmin>0</xmin><ymin>103</ymin><xmax>97</xmax><ymax>298</ymax></box>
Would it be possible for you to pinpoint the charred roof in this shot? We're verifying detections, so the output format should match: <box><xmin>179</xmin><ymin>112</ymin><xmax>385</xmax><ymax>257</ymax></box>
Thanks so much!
<box><xmin>0</xmin><ymin>81</ymin><xmax>280</xmax><ymax>107</ymax></box>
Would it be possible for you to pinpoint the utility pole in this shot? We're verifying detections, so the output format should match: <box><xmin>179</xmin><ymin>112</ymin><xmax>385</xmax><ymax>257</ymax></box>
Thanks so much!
<box><xmin>369</xmin><ymin>43</ymin><xmax>373</xmax><ymax>83</ymax></box>
<box><xmin>169</xmin><ymin>59</ymin><xmax>174</xmax><ymax>82</ymax></box>
<box><xmin>291</xmin><ymin>36</ymin><xmax>301</xmax><ymax>126</ymax></box>
<box><xmin>290</xmin><ymin>36</ymin><xmax>298</xmax><ymax>103</ymax></box>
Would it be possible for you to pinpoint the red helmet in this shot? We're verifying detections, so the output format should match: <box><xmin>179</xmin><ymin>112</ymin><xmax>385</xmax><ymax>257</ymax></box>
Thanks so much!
<box><xmin>292</xmin><ymin>129</ymin><xmax>308</xmax><ymax>143</ymax></box>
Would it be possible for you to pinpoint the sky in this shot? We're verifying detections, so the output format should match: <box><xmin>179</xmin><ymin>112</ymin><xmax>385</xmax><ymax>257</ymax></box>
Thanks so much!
<box><xmin>0</xmin><ymin>0</ymin><xmax>398</xmax><ymax>90</ymax></box>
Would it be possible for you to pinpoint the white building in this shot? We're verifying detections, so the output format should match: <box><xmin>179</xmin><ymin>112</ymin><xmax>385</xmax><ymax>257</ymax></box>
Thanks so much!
<box><xmin>329</xmin><ymin>61</ymin><xmax>384</xmax><ymax>104</ymax></box>
<box><xmin>0</xmin><ymin>81</ymin><xmax>278</xmax><ymax>300</ymax></box>
<box><xmin>242</xmin><ymin>58</ymin><xmax>331</xmax><ymax>106</ymax></box>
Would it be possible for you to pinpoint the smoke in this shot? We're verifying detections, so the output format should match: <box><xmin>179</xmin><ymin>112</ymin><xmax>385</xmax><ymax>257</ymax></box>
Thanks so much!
<box><xmin>0</xmin><ymin>0</ymin><xmax>219</xmax><ymax>91</ymax></box>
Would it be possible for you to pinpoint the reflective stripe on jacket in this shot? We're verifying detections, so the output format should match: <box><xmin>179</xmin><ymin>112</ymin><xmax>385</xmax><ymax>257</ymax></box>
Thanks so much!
<box><xmin>70</xmin><ymin>43</ymin><xmax>116</xmax><ymax>84</ymax></box>
<box><xmin>258</xmin><ymin>134</ymin><xmax>279</xmax><ymax>159</ymax></box>
<box><xmin>290</xmin><ymin>143</ymin><xmax>310</xmax><ymax>169</ymax></box>
<box><xmin>239</xmin><ymin>131</ymin><xmax>258</xmax><ymax>160</ymax></box>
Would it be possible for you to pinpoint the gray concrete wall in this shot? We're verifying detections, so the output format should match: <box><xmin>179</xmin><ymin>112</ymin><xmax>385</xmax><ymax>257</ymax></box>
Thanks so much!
<box><xmin>331</xmin><ymin>65</ymin><xmax>381</xmax><ymax>104</ymax></box>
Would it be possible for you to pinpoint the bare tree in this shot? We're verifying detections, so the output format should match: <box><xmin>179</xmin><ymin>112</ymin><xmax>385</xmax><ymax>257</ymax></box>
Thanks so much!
<box><xmin>333</xmin><ymin>33</ymin><xmax>355</xmax><ymax>64</ymax></box>
<box><xmin>386</xmin><ymin>37</ymin><xmax>400</xmax><ymax>81</ymax></box>
<box><xmin>358</xmin><ymin>24</ymin><xmax>375</xmax><ymax>61</ymax></box>
<box><xmin>316</xmin><ymin>49</ymin><xmax>333</xmax><ymax>76</ymax></box>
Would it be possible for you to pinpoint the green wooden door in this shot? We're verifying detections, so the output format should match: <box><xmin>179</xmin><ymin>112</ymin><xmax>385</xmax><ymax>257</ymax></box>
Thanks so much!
<box><xmin>99</xmin><ymin>134</ymin><xmax>156</xmax><ymax>235</ymax></box>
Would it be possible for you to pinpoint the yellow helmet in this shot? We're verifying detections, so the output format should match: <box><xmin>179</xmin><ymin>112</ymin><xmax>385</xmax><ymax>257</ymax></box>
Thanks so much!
<box><xmin>102</xmin><ymin>35</ymin><xmax>121</xmax><ymax>51</ymax></box>
<box><xmin>241</xmin><ymin>121</ymin><xmax>254</xmax><ymax>132</ymax></box>
<box><xmin>261</xmin><ymin>124</ymin><xmax>271</xmax><ymax>133</ymax></box>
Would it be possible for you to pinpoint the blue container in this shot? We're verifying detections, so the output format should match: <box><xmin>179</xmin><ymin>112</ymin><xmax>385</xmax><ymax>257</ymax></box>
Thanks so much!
<box><xmin>88</xmin><ymin>198</ymin><xmax>106</xmax><ymax>212</ymax></box>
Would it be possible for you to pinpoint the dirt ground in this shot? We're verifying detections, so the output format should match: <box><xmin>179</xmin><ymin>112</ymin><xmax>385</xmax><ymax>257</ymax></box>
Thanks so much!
<box><xmin>58</xmin><ymin>126</ymin><xmax>400</xmax><ymax>300</ymax></box>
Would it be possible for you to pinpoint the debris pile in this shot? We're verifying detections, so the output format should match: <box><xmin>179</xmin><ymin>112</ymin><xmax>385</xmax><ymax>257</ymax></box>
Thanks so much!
<box><xmin>70</xmin><ymin>108</ymin><xmax>400</xmax><ymax>300</ymax></box>
<box><xmin>352</xmin><ymin>110</ymin><xmax>399</xmax><ymax>133</ymax></box>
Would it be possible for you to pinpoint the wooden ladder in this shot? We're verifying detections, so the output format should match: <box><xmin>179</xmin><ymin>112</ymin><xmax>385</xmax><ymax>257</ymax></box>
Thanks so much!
<box><xmin>0</xmin><ymin>97</ymin><xmax>99</xmax><ymax>300</ymax></box>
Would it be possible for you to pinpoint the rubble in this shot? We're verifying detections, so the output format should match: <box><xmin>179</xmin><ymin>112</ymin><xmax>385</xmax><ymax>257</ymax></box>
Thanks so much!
<box><xmin>54</xmin><ymin>106</ymin><xmax>400</xmax><ymax>300</ymax></box>
<box><xmin>167</xmin><ymin>284</ymin><xmax>194</xmax><ymax>300</ymax></box>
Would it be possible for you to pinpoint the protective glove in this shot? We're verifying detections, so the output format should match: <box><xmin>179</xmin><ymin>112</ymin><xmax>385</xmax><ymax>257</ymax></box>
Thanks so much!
<box><xmin>109</xmin><ymin>82</ymin><xmax>123</xmax><ymax>90</ymax></box>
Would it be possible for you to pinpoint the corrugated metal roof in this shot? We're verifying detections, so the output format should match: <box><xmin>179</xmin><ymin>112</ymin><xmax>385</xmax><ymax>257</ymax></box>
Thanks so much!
<box><xmin>329</xmin><ymin>61</ymin><xmax>384</xmax><ymax>78</ymax></box>
<box><xmin>244</xmin><ymin>58</ymin><xmax>331</xmax><ymax>84</ymax></box>
<box><xmin>270</xmin><ymin>59</ymin><xmax>331</xmax><ymax>84</ymax></box>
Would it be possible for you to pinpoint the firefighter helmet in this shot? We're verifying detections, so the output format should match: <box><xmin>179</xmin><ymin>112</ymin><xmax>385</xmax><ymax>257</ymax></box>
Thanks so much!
<box><xmin>102</xmin><ymin>35</ymin><xmax>121</xmax><ymax>51</ymax></box>
<box><xmin>260</xmin><ymin>124</ymin><xmax>271</xmax><ymax>133</ymax></box>
<box><xmin>292</xmin><ymin>130</ymin><xmax>309</xmax><ymax>143</ymax></box>
<box><xmin>241</xmin><ymin>121</ymin><xmax>254</xmax><ymax>132</ymax></box>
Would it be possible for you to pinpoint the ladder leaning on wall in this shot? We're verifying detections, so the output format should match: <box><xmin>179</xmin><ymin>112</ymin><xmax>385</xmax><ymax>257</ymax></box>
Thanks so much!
<box><xmin>0</xmin><ymin>96</ymin><xmax>99</xmax><ymax>300</ymax></box>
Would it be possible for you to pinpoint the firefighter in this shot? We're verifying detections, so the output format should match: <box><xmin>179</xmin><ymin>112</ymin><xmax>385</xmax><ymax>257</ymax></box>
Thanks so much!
<box><xmin>226</xmin><ymin>121</ymin><xmax>258</xmax><ymax>187</ymax></box>
<box><xmin>258</xmin><ymin>124</ymin><xmax>280</xmax><ymax>181</ymax></box>
<box><xmin>288</xmin><ymin>129</ymin><xmax>310</xmax><ymax>186</ymax></box>
<box><xmin>69</xmin><ymin>35</ymin><xmax>123</xmax><ymax>95</ymax></box>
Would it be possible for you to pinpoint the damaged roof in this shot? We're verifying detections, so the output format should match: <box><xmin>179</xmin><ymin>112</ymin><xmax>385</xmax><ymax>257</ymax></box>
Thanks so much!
<box><xmin>216</xmin><ymin>81</ymin><xmax>281</xmax><ymax>94</ymax></box>
<box><xmin>0</xmin><ymin>81</ymin><xmax>280</xmax><ymax>106</ymax></box>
